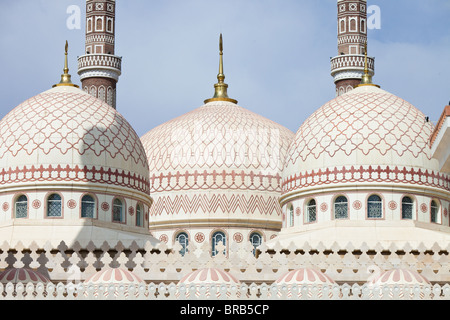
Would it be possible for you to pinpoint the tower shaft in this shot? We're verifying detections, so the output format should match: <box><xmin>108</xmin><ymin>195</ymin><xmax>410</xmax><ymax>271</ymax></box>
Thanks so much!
<box><xmin>78</xmin><ymin>0</ymin><xmax>121</xmax><ymax>109</ymax></box>
<box><xmin>331</xmin><ymin>0</ymin><xmax>374</xmax><ymax>96</ymax></box>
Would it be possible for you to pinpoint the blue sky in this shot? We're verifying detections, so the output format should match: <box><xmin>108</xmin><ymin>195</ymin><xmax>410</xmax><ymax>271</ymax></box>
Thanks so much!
<box><xmin>1</xmin><ymin>0</ymin><xmax>449</xmax><ymax>137</ymax></box>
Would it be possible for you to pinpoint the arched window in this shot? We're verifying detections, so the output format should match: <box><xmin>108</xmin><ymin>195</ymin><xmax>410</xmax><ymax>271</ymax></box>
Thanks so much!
<box><xmin>431</xmin><ymin>200</ymin><xmax>439</xmax><ymax>223</ymax></box>
<box><xmin>306</xmin><ymin>199</ymin><xmax>316</xmax><ymax>223</ymax></box>
<box><xmin>211</xmin><ymin>231</ymin><xmax>226</xmax><ymax>257</ymax></box>
<box><xmin>136</xmin><ymin>204</ymin><xmax>143</xmax><ymax>227</ymax></box>
<box><xmin>401</xmin><ymin>196</ymin><xmax>413</xmax><ymax>220</ymax></box>
<box><xmin>96</xmin><ymin>17</ymin><xmax>103</xmax><ymax>31</ymax></box>
<box><xmin>81</xmin><ymin>195</ymin><xmax>95</xmax><ymax>218</ymax></box>
<box><xmin>15</xmin><ymin>195</ymin><xmax>28</xmax><ymax>219</ymax></box>
<box><xmin>176</xmin><ymin>232</ymin><xmax>189</xmax><ymax>256</ymax></box>
<box><xmin>112</xmin><ymin>198</ymin><xmax>124</xmax><ymax>222</ymax></box>
<box><xmin>367</xmin><ymin>195</ymin><xmax>382</xmax><ymax>219</ymax></box>
<box><xmin>334</xmin><ymin>196</ymin><xmax>348</xmax><ymax>219</ymax></box>
<box><xmin>250</xmin><ymin>232</ymin><xmax>262</xmax><ymax>256</ymax></box>
<box><xmin>289</xmin><ymin>205</ymin><xmax>294</xmax><ymax>227</ymax></box>
<box><xmin>47</xmin><ymin>194</ymin><xmax>62</xmax><ymax>217</ymax></box>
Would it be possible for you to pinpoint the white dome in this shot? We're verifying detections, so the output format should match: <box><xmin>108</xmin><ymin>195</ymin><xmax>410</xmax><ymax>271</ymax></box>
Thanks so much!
<box><xmin>275</xmin><ymin>268</ymin><xmax>335</xmax><ymax>286</ymax></box>
<box><xmin>0</xmin><ymin>86</ymin><xmax>149</xmax><ymax>195</ymax></box>
<box><xmin>85</xmin><ymin>267</ymin><xmax>144</xmax><ymax>285</ymax></box>
<box><xmin>0</xmin><ymin>268</ymin><xmax>50</xmax><ymax>285</ymax></box>
<box><xmin>141</xmin><ymin>100</ymin><xmax>294</xmax><ymax>242</ymax></box>
<box><xmin>283</xmin><ymin>85</ymin><xmax>442</xmax><ymax>196</ymax></box>
<box><xmin>178</xmin><ymin>268</ymin><xmax>240</xmax><ymax>286</ymax></box>
<box><xmin>0</xmin><ymin>85</ymin><xmax>157</xmax><ymax>247</ymax></box>
<box><xmin>367</xmin><ymin>268</ymin><xmax>431</xmax><ymax>287</ymax></box>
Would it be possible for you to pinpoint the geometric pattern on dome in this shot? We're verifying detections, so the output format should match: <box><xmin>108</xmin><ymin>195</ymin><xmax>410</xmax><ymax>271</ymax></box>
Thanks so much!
<box><xmin>0</xmin><ymin>90</ymin><xmax>148</xmax><ymax>169</ymax></box>
<box><xmin>275</xmin><ymin>268</ymin><xmax>335</xmax><ymax>286</ymax></box>
<box><xmin>285</xmin><ymin>89</ymin><xmax>434</xmax><ymax>168</ymax></box>
<box><xmin>367</xmin><ymin>268</ymin><xmax>431</xmax><ymax>287</ymax></box>
<box><xmin>141</xmin><ymin>102</ymin><xmax>294</xmax><ymax>176</ymax></box>
<box><xmin>85</xmin><ymin>267</ymin><xmax>144</xmax><ymax>285</ymax></box>
<box><xmin>0</xmin><ymin>268</ymin><xmax>50</xmax><ymax>285</ymax></box>
<box><xmin>178</xmin><ymin>268</ymin><xmax>240</xmax><ymax>285</ymax></box>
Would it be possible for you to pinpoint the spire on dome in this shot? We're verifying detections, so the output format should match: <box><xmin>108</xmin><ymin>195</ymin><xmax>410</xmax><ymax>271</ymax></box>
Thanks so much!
<box><xmin>357</xmin><ymin>43</ymin><xmax>380</xmax><ymax>88</ymax></box>
<box><xmin>53</xmin><ymin>41</ymin><xmax>79</xmax><ymax>88</ymax></box>
<box><xmin>204</xmin><ymin>34</ymin><xmax>238</xmax><ymax>104</ymax></box>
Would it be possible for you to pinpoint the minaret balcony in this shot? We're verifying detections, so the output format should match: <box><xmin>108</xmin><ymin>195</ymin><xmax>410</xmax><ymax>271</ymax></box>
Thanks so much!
<box><xmin>330</xmin><ymin>54</ymin><xmax>374</xmax><ymax>75</ymax></box>
<box><xmin>77</xmin><ymin>54</ymin><xmax>122</xmax><ymax>81</ymax></box>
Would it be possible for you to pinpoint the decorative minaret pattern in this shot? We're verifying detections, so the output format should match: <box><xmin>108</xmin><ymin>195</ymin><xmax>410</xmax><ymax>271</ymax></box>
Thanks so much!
<box><xmin>330</xmin><ymin>0</ymin><xmax>375</xmax><ymax>96</ymax></box>
<box><xmin>77</xmin><ymin>0</ymin><xmax>121</xmax><ymax>109</ymax></box>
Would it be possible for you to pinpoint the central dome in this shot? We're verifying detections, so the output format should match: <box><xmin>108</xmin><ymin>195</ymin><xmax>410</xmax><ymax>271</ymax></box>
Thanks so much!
<box><xmin>141</xmin><ymin>100</ymin><xmax>294</xmax><ymax>246</ymax></box>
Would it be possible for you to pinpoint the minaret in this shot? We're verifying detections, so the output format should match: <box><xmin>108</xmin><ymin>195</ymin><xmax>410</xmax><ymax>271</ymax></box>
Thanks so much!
<box><xmin>77</xmin><ymin>0</ymin><xmax>121</xmax><ymax>109</ymax></box>
<box><xmin>330</xmin><ymin>0</ymin><xmax>375</xmax><ymax>96</ymax></box>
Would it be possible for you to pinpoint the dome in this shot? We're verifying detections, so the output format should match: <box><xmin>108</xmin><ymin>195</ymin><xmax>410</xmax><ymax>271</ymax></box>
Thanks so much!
<box><xmin>0</xmin><ymin>85</ymin><xmax>149</xmax><ymax>194</ymax></box>
<box><xmin>275</xmin><ymin>268</ymin><xmax>336</xmax><ymax>299</ymax></box>
<box><xmin>275</xmin><ymin>268</ymin><xmax>335</xmax><ymax>286</ymax></box>
<box><xmin>366</xmin><ymin>267</ymin><xmax>432</xmax><ymax>299</ymax></box>
<box><xmin>367</xmin><ymin>267</ymin><xmax>431</xmax><ymax>288</ymax></box>
<box><xmin>0</xmin><ymin>84</ymin><xmax>156</xmax><ymax>247</ymax></box>
<box><xmin>176</xmin><ymin>268</ymin><xmax>241</xmax><ymax>299</ymax></box>
<box><xmin>271</xmin><ymin>84</ymin><xmax>450</xmax><ymax>250</ymax></box>
<box><xmin>84</xmin><ymin>267</ymin><xmax>145</xmax><ymax>298</ymax></box>
<box><xmin>178</xmin><ymin>267</ymin><xmax>240</xmax><ymax>286</ymax></box>
<box><xmin>141</xmin><ymin>100</ymin><xmax>294</xmax><ymax>243</ymax></box>
<box><xmin>85</xmin><ymin>267</ymin><xmax>144</xmax><ymax>285</ymax></box>
<box><xmin>0</xmin><ymin>268</ymin><xmax>50</xmax><ymax>285</ymax></box>
<box><xmin>283</xmin><ymin>85</ymin><xmax>441</xmax><ymax>195</ymax></box>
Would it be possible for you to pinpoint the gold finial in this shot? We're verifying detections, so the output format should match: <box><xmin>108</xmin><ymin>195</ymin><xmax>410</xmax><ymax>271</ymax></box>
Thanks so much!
<box><xmin>53</xmin><ymin>40</ymin><xmax>79</xmax><ymax>88</ymax></box>
<box><xmin>357</xmin><ymin>42</ymin><xmax>379</xmax><ymax>88</ymax></box>
<box><xmin>204</xmin><ymin>34</ymin><xmax>237</xmax><ymax>104</ymax></box>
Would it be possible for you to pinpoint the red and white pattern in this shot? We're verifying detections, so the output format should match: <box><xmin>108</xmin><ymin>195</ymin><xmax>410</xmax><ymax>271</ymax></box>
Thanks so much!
<box><xmin>85</xmin><ymin>268</ymin><xmax>144</xmax><ymax>285</ymax></box>
<box><xmin>366</xmin><ymin>267</ymin><xmax>432</xmax><ymax>299</ymax></box>
<box><xmin>388</xmin><ymin>201</ymin><xmax>397</xmax><ymax>210</ymax></box>
<box><xmin>32</xmin><ymin>199</ymin><xmax>41</xmax><ymax>209</ymax></box>
<box><xmin>195</xmin><ymin>232</ymin><xmax>205</xmax><ymax>243</ymax></box>
<box><xmin>283</xmin><ymin>86</ymin><xmax>444</xmax><ymax>200</ymax></box>
<box><xmin>84</xmin><ymin>267</ymin><xmax>145</xmax><ymax>298</ymax></box>
<box><xmin>353</xmin><ymin>200</ymin><xmax>362</xmax><ymax>210</ymax></box>
<box><xmin>150</xmin><ymin>194</ymin><xmax>282</xmax><ymax>217</ymax></box>
<box><xmin>0</xmin><ymin>164</ymin><xmax>150</xmax><ymax>194</ymax></box>
<box><xmin>275</xmin><ymin>268</ymin><xmax>335</xmax><ymax>286</ymax></box>
<box><xmin>141</xmin><ymin>101</ymin><xmax>293</xmax><ymax>175</ymax></box>
<box><xmin>179</xmin><ymin>268</ymin><xmax>240</xmax><ymax>285</ymax></box>
<box><xmin>282</xmin><ymin>165</ymin><xmax>449</xmax><ymax>195</ymax></box>
<box><xmin>177</xmin><ymin>268</ymin><xmax>241</xmax><ymax>298</ymax></box>
<box><xmin>275</xmin><ymin>268</ymin><xmax>336</xmax><ymax>299</ymax></box>
<box><xmin>0</xmin><ymin>86</ymin><xmax>149</xmax><ymax>194</ymax></box>
<box><xmin>67</xmin><ymin>199</ymin><xmax>77</xmax><ymax>209</ymax></box>
<box><xmin>0</xmin><ymin>268</ymin><xmax>50</xmax><ymax>285</ymax></box>
<box><xmin>285</xmin><ymin>86</ymin><xmax>434</xmax><ymax>168</ymax></box>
